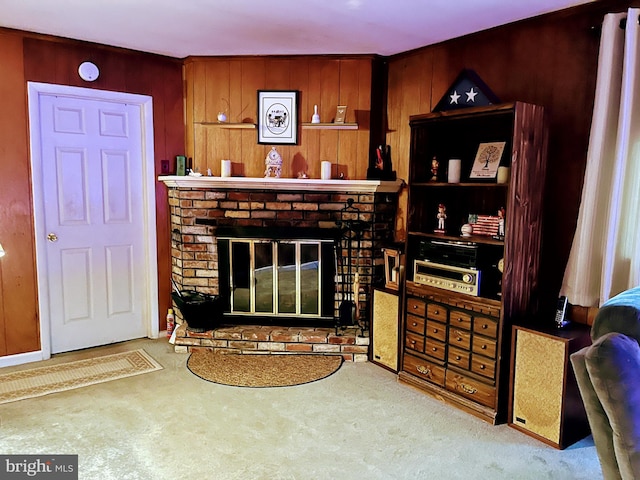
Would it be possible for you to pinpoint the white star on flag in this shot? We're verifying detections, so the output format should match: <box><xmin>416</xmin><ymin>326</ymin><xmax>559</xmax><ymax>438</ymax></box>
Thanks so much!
<box><xmin>449</xmin><ymin>90</ymin><xmax>461</xmax><ymax>104</ymax></box>
<box><xmin>466</xmin><ymin>88</ymin><xmax>478</xmax><ymax>102</ymax></box>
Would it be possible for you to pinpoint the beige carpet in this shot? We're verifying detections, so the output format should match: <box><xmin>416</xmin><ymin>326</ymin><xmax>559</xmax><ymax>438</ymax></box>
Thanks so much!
<box><xmin>0</xmin><ymin>349</ymin><xmax>162</xmax><ymax>404</ymax></box>
<box><xmin>187</xmin><ymin>351</ymin><xmax>343</xmax><ymax>387</ymax></box>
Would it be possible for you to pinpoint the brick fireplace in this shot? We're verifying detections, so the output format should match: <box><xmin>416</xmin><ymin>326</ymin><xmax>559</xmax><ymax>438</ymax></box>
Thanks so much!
<box><xmin>160</xmin><ymin>176</ymin><xmax>403</xmax><ymax>360</ymax></box>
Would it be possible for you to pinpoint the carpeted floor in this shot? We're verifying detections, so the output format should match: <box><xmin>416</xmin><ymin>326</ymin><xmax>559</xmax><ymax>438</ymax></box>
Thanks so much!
<box><xmin>187</xmin><ymin>351</ymin><xmax>342</xmax><ymax>387</ymax></box>
<box><xmin>0</xmin><ymin>337</ymin><xmax>604</xmax><ymax>479</ymax></box>
<box><xmin>0</xmin><ymin>349</ymin><xmax>162</xmax><ymax>405</ymax></box>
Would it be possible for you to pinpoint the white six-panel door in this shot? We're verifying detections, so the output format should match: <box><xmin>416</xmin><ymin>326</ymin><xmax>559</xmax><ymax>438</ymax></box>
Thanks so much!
<box><xmin>28</xmin><ymin>83</ymin><xmax>158</xmax><ymax>356</ymax></box>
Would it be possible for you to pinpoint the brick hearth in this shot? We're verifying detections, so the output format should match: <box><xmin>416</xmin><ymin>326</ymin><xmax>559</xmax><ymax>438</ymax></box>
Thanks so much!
<box><xmin>173</xmin><ymin>324</ymin><xmax>370</xmax><ymax>362</ymax></box>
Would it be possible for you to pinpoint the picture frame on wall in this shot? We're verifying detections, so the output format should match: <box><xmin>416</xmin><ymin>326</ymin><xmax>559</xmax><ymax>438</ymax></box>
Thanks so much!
<box><xmin>257</xmin><ymin>90</ymin><xmax>299</xmax><ymax>145</ymax></box>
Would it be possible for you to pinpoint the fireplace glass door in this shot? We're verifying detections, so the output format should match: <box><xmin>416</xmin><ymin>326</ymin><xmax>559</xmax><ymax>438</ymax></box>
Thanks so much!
<box><xmin>228</xmin><ymin>239</ymin><xmax>325</xmax><ymax>317</ymax></box>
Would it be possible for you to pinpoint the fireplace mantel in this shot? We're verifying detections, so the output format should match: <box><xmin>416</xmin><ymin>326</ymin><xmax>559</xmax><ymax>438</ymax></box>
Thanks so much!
<box><xmin>158</xmin><ymin>175</ymin><xmax>404</xmax><ymax>193</ymax></box>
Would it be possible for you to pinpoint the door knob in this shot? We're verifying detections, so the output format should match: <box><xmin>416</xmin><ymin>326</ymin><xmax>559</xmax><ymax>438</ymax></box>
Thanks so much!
<box><xmin>47</xmin><ymin>233</ymin><xmax>58</xmax><ymax>242</ymax></box>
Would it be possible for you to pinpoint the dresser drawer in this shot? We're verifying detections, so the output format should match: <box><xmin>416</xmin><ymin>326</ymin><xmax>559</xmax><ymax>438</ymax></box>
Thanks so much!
<box><xmin>406</xmin><ymin>314</ymin><xmax>425</xmax><ymax>335</ymax></box>
<box><xmin>426</xmin><ymin>319</ymin><xmax>447</xmax><ymax>342</ymax></box>
<box><xmin>449</xmin><ymin>310</ymin><xmax>472</xmax><ymax>331</ymax></box>
<box><xmin>424</xmin><ymin>338</ymin><xmax>446</xmax><ymax>361</ymax></box>
<box><xmin>405</xmin><ymin>332</ymin><xmax>425</xmax><ymax>353</ymax></box>
<box><xmin>407</xmin><ymin>297</ymin><xmax>426</xmax><ymax>317</ymax></box>
<box><xmin>447</xmin><ymin>346</ymin><xmax>470</xmax><ymax>370</ymax></box>
<box><xmin>472</xmin><ymin>335</ymin><xmax>497</xmax><ymax>359</ymax></box>
<box><xmin>445</xmin><ymin>371</ymin><xmax>496</xmax><ymax>408</ymax></box>
<box><xmin>448</xmin><ymin>327</ymin><xmax>471</xmax><ymax>350</ymax></box>
<box><xmin>473</xmin><ymin>316</ymin><xmax>498</xmax><ymax>339</ymax></box>
<box><xmin>403</xmin><ymin>354</ymin><xmax>445</xmax><ymax>387</ymax></box>
<box><xmin>426</xmin><ymin>303</ymin><xmax>447</xmax><ymax>323</ymax></box>
<box><xmin>471</xmin><ymin>355</ymin><xmax>496</xmax><ymax>379</ymax></box>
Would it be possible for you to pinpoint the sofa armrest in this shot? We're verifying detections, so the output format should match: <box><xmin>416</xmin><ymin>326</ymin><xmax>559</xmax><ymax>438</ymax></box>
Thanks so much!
<box><xmin>585</xmin><ymin>332</ymin><xmax>640</xmax><ymax>480</ymax></box>
<box><xmin>571</xmin><ymin>347</ymin><xmax>621</xmax><ymax>480</ymax></box>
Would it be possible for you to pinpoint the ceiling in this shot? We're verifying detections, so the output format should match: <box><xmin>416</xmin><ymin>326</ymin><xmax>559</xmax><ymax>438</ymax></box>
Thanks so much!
<box><xmin>1</xmin><ymin>0</ymin><xmax>595</xmax><ymax>58</ymax></box>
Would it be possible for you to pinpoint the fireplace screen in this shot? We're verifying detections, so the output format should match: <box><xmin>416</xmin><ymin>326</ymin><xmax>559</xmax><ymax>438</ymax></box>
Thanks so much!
<box><xmin>219</xmin><ymin>236</ymin><xmax>335</xmax><ymax>322</ymax></box>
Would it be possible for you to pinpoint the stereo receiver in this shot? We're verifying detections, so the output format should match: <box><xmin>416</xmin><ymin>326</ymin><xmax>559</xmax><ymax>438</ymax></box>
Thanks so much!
<box><xmin>414</xmin><ymin>259</ymin><xmax>481</xmax><ymax>296</ymax></box>
<box><xmin>418</xmin><ymin>239</ymin><xmax>478</xmax><ymax>268</ymax></box>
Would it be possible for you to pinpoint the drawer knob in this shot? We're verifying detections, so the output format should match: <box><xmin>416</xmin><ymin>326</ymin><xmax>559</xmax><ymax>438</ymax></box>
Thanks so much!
<box><xmin>434</xmin><ymin>310</ymin><xmax>440</xmax><ymax>315</ymax></box>
<box><xmin>457</xmin><ymin>337</ymin><xmax>462</xmax><ymax>342</ymax></box>
<box><xmin>432</xmin><ymin>347</ymin><xmax>437</xmax><ymax>352</ymax></box>
<box><xmin>410</xmin><ymin>340</ymin><xmax>416</xmax><ymax>345</ymax></box>
<box><xmin>416</xmin><ymin>365</ymin><xmax>431</xmax><ymax>376</ymax></box>
<box><xmin>456</xmin><ymin>317</ymin><xmax>463</xmax><ymax>322</ymax></box>
<box><xmin>412</xmin><ymin>322</ymin><xmax>418</xmax><ymax>327</ymax></box>
<box><xmin>480</xmin><ymin>365</ymin><xmax>486</xmax><ymax>370</ymax></box>
<box><xmin>481</xmin><ymin>345</ymin><xmax>487</xmax><ymax>350</ymax></box>
<box><xmin>482</xmin><ymin>324</ymin><xmax>488</xmax><ymax>329</ymax></box>
<box><xmin>433</xmin><ymin>328</ymin><xmax>438</xmax><ymax>333</ymax></box>
<box><xmin>455</xmin><ymin>355</ymin><xmax>461</xmax><ymax>360</ymax></box>
<box><xmin>413</xmin><ymin>305</ymin><xmax>418</xmax><ymax>309</ymax></box>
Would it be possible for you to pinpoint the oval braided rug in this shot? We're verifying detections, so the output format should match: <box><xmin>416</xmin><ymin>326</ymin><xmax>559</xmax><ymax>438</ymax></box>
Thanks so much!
<box><xmin>187</xmin><ymin>351</ymin><xmax>343</xmax><ymax>388</ymax></box>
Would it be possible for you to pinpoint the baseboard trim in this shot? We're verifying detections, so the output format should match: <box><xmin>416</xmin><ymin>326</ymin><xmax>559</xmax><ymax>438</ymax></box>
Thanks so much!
<box><xmin>0</xmin><ymin>350</ymin><xmax>45</xmax><ymax>368</ymax></box>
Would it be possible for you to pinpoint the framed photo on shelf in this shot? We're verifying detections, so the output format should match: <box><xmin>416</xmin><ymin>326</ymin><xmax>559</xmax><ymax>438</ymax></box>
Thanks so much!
<box><xmin>334</xmin><ymin>105</ymin><xmax>347</xmax><ymax>123</ymax></box>
<box><xmin>383</xmin><ymin>248</ymin><xmax>402</xmax><ymax>290</ymax></box>
<box><xmin>257</xmin><ymin>90</ymin><xmax>298</xmax><ymax>145</ymax></box>
<box><xmin>469</xmin><ymin>141</ymin><xmax>506</xmax><ymax>179</ymax></box>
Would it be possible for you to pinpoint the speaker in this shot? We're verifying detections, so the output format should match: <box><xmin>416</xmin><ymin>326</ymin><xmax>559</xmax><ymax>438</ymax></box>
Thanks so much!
<box><xmin>509</xmin><ymin>325</ymin><xmax>590</xmax><ymax>449</ymax></box>
<box><xmin>372</xmin><ymin>288</ymin><xmax>399</xmax><ymax>371</ymax></box>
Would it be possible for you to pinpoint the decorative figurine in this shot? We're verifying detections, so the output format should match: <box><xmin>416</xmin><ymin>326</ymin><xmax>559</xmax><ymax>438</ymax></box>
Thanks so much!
<box><xmin>431</xmin><ymin>156</ymin><xmax>440</xmax><ymax>181</ymax></box>
<box><xmin>311</xmin><ymin>105</ymin><xmax>321</xmax><ymax>124</ymax></box>
<box><xmin>367</xmin><ymin>144</ymin><xmax>396</xmax><ymax>180</ymax></box>
<box><xmin>435</xmin><ymin>203</ymin><xmax>447</xmax><ymax>233</ymax></box>
<box><xmin>264</xmin><ymin>147</ymin><xmax>283</xmax><ymax>178</ymax></box>
<box><xmin>496</xmin><ymin>206</ymin><xmax>505</xmax><ymax>239</ymax></box>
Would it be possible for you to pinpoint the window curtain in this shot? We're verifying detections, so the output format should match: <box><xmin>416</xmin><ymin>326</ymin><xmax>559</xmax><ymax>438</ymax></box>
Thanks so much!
<box><xmin>561</xmin><ymin>8</ymin><xmax>640</xmax><ymax>307</ymax></box>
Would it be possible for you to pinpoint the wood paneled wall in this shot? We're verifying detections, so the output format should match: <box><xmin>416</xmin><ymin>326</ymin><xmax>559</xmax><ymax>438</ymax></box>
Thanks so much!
<box><xmin>0</xmin><ymin>29</ymin><xmax>184</xmax><ymax>357</ymax></box>
<box><xmin>386</xmin><ymin>1</ymin><xmax>632</xmax><ymax>318</ymax></box>
<box><xmin>184</xmin><ymin>56</ymin><xmax>379</xmax><ymax>179</ymax></box>
<box><xmin>0</xmin><ymin>0</ymin><xmax>632</xmax><ymax>357</ymax></box>
<box><xmin>0</xmin><ymin>32</ymin><xmax>38</xmax><ymax>356</ymax></box>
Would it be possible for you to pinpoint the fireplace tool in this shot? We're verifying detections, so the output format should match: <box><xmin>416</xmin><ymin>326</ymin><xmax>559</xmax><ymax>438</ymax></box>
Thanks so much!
<box><xmin>337</xmin><ymin>199</ymin><xmax>368</xmax><ymax>333</ymax></box>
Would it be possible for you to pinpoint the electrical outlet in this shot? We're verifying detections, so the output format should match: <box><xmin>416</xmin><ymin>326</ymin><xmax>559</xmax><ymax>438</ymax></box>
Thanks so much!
<box><xmin>161</xmin><ymin>160</ymin><xmax>170</xmax><ymax>174</ymax></box>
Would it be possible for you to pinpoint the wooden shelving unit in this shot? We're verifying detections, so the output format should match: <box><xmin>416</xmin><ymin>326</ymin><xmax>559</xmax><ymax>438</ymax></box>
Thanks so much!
<box><xmin>398</xmin><ymin>102</ymin><xmax>549</xmax><ymax>424</ymax></box>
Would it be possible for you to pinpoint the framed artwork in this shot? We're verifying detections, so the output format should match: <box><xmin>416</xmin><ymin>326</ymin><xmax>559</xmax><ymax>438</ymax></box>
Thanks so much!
<box><xmin>334</xmin><ymin>105</ymin><xmax>347</xmax><ymax>123</ymax></box>
<box><xmin>469</xmin><ymin>141</ymin><xmax>506</xmax><ymax>179</ymax></box>
<box><xmin>257</xmin><ymin>90</ymin><xmax>298</xmax><ymax>145</ymax></box>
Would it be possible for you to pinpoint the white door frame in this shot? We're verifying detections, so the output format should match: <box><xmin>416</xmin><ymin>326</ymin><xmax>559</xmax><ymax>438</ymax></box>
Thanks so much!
<box><xmin>27</xmin><ymin>82</ymin><xmax>159</xmax><ymax>362</ymax></box>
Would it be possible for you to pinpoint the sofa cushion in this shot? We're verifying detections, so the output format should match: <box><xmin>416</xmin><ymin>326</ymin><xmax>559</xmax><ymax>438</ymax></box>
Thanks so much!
<box><xmin>592</xmin><ymin>287</ymin><xmax>640</xmax><ymax>343</ymax></box>
<box><xmin>585</xmin><ymin>332</ymin><xmax>640</xmax><ymax>480</ymax></box>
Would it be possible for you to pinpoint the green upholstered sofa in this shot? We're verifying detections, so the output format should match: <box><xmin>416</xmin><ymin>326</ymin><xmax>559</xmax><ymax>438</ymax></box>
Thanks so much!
<box><xmin>570</xmin><ymin>286</ymin><xmax>640</xmax><ymax>480</ymax></box>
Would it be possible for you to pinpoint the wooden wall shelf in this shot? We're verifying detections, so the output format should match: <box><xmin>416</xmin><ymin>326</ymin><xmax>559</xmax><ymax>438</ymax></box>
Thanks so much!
<box><xmin>301</xmin><ymin>123</ymin><xmax>358</xmax><ymax>130</ymax></box>
<box><xmin>196</xmin><ymin>122</ymin><xmax>256</xmax><ymax>129</ymax></box>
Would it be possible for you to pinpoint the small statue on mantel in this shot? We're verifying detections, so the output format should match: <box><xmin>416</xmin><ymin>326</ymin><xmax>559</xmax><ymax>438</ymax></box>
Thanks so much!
<box><xmin>435</xmin><ymin>203</ymin><xmax>447</xmax><ymax>233</ymax></box>
<box><xmin>264</xmin><ymin>147</ymin><xmax>283</xmax><ymax>178</ymax></box>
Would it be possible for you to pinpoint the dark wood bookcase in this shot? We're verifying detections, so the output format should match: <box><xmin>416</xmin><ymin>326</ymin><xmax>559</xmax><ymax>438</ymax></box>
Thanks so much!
<box><xmin>398</xmin><ymin>102</ymin><xmax>548</xmax><ymax>424</ymax></box>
